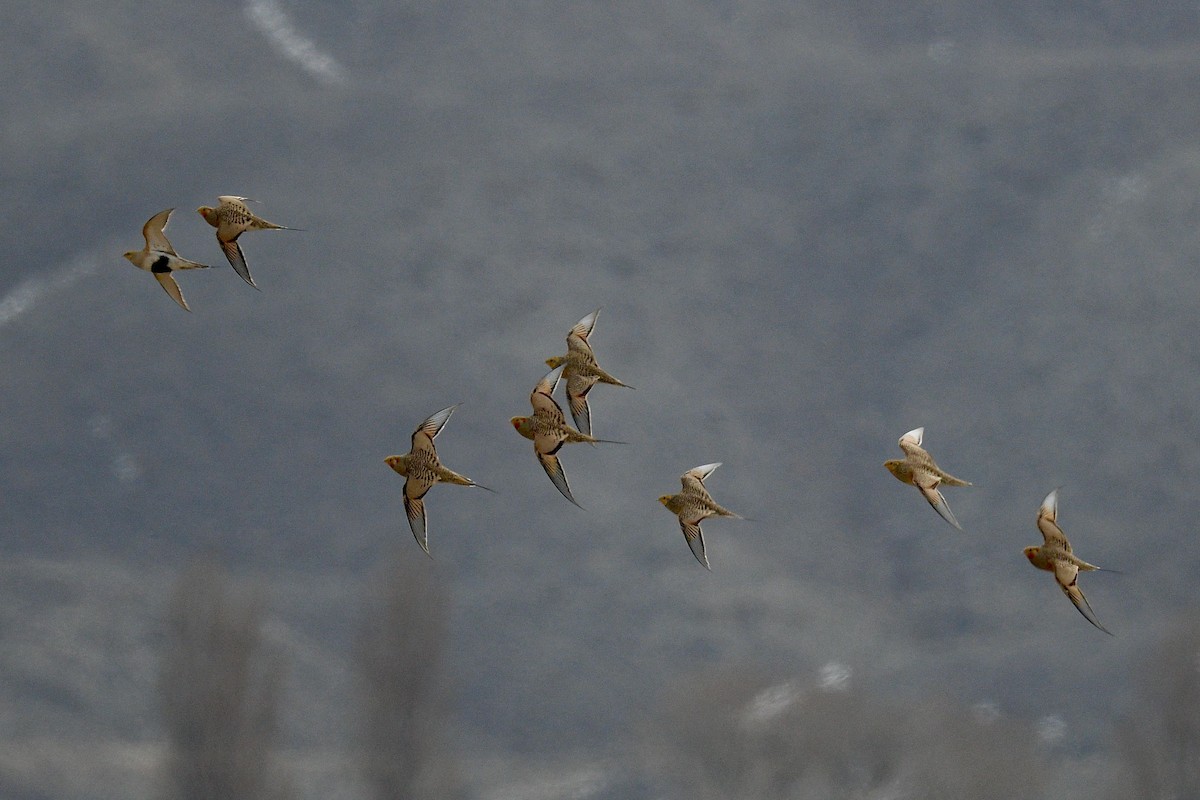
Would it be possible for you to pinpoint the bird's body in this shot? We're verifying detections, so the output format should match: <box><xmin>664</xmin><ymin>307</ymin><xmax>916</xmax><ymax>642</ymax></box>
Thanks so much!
<box><xmin>197</xmin><ymin>195</ymin><xmax>296</xmax><ymax>288</ymax></box>
<box><xmin>659</xmin><ymin>462</ymin><xmax>743</xmax><ymax>569</ymax></box>
<box><xmin>385</xmin><ymin>405</ymin><xmax>489</xmax><ymax>555</ymax></box>
<box><xmin>884</xmin><ymin>427</ymin><xmax>972</xmax><ymax>530</ymax></box>
<box><xmin>511</xmin><ymin>365</ymin><xmax>616</xmax><ymax>507</ymax></box>
<box><xmin>1024</xmin><ymin>488</ymin><xmax>1113</xmax><ymax>635</ymax></box>
<box><xmin>122</xmin><ymin>208</ymin><xmax>210</xmax><ymax>311</ymax></box>
<box><xmin>544</xmin><ymin>309</ymin><xmax>632</xmax><ymax>437</ymax></box>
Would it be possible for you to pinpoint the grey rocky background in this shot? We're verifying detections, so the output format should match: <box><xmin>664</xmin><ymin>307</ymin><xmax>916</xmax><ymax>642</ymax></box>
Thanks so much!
<box><xmin>4</xmin><ymin>2</ymin><xmax>1200</xmax><ymax>798</ymax></box>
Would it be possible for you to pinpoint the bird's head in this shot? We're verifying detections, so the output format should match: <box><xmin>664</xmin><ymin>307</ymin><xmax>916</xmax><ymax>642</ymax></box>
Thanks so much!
<box><xmin>1022</xmin><ymin>546</ymin><xmax>1040</xmax><ymax>564</ymax></box>
<box><xmin>545</xmin><ymin>355</ymin><xmax>566</xmax><ymax>369</ymax></box>
<box><xmin>383</xmin><ymin>455</ymin><xmax>406</xmax><ymax>475</ymax></box>
<box><xmin>121</xmin><ymin>250</ymin><xmax>138</xmax><ymax>264</ymax></box>
<box><xmin>196</xmin><ymin>206</ymin><xmax>219</xmax><ymax>226</ymax></box>
<box><xmin>658</xmin><ymin>495</ymin><xmax>673</xmax><ymax>508</ymax></box>
<box><xmin>883</xmin><ymin>459</ymin><xmax>905</xmax><ymax>479</ymax></box>
<box><xmin>511</xmin><ymin>416</ymin><xmax>534</xmax><ymax>439</ymax></box>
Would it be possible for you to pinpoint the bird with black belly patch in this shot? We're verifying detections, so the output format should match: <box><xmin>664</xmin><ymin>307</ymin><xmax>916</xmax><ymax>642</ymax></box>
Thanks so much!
<box><xmin>123</xmin><ymin>208</ymin><xmax>210</xmax><ymax>311</ymax></box>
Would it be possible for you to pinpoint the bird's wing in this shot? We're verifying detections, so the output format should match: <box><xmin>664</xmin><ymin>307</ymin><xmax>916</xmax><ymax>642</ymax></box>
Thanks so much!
<box><xmin>532</xmin><ymin>366</ymin><xmax>564</xmax><ymax>403</ymax></box>
<box><xmin>220</xmin><ymin>238</ymin><xmax>257</xmax><ymax>288</ymax></box>
<box><xmin>682</xmin><ymin>462</ymin><xmax>722</xmax><ymax>489</ymax></box>
<box><xmin>567</xmin><ymin>393</ymin><xmax>592</xmax><ymax>438</ymax></box>
<box><xmin>680</xmin><ymin>519</ymin><xmax>710</xmax><ymax>570</ymax></box>
<box><xmin>403</xmin><ymin>492</ymin><xmax>430</xmax><ymax>556</ymax></box>
<box><xmin>153</xmin><ymin>271</ymin><xmax>190</xmax><ymax>311</ymax></box>
<box><xmin>917</xmin><ymin>481</ymin><xmax>963</xmax><ymax>530</ymax></box>
<box><xmin>537</xmin><ymin>451</ymin><xmax>581</xmax><ymax>508</ymax></box>
<box><xmin>413</xmin><ymin>405</ymin><xmax>458</xmax><ymax>450</ymax></box>
<box><xmin>566</xmin><ymin>334</ymin><xmax>595</xmax><ymax>357</ymax></box>
<box><xmin>566</xmin><ymin>372</ymin><xmax>597</xmax><ymax>436</ymax></box>
<box><xmin>143</xmin><ymin>208</ymin><xmax>177</xmax><ymax>254</ymax></box>
<box><xmin>1037</xmin><ymin>489</ymin><xmax>1071</xmax><ymax>551</ymax></box>
<box><xmin>898</xmin><ymin>442</ymin><xmax>926</xmax><ymax>463</ymax></box>
<box><xmin>898</xmin><ymin>427</ymin><xmax>924</xmax><ymax>448</ymax></box>
<box><xmin>1054</xmin><ymin>560</ymin><xmax>1111</xmax><ymax>634</ymax></box>
<box><xmin>567</xmin><ymin>308</ymin><xmax>601</xmax><ymax>345</ymax></box>
<box><xmin>531</xmin><ymin>385</ymin><xmax>569</xmax><ymax>429</ymax></box>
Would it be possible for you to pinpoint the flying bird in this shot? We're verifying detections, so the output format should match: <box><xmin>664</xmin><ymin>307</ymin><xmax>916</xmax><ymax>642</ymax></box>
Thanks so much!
<box><xmin>197</xmin><ymin>196</ymin><xmax>298</xmax><ymax>289</ymax></box>
<box><xmin>544</xmin><ymin>308</ymin><xmax>633</xmax><ymax>437</ymax></box>
<box><xmin>659</xmin><ymin>462</ymin><xmax>744</xmax><ymax>570</ymax></box>
<box><xmin>884</xmin><ymin>427</ymin><xmax>972</xmax><ymax>530</ymax></box>
<box><xmin>511</xmin><ymin>365</ymin><xmax>619</xmax><ymax>508</ymax></box>
<box><xmin>385</xmin><ymin>405</ymin><xmax>491</xmax><ymax>556</ymax></box>
<box><xmin>122</xmin><ymin>208</ymin><xmax>211</xmax><ymax>311</ymax></box>
<box><xmin>1024</xmin><ymin>488</ymin><xmax>1114</xmax><ymax>635</ymax></box>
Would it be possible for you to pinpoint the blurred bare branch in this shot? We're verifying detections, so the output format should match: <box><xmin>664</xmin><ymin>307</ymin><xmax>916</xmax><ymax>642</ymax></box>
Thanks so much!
<box><xmin>1110</xmin><ymin>616</ymin><xmax>1200</xmax><ymax>799</ymax></box>
<box><xmin>157</xmin><ymin>559</ymin><xmax>290</xmax><ymax>800</ymax></box>
<box><xmin>355</xmin><ymin>558</ymin><xmax>461</xmax><ymax>800</ymax></box>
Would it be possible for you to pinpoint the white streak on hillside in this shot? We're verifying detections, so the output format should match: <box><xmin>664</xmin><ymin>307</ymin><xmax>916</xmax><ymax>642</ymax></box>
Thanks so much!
<box><xmin>741</xmin><ymin>680</ymin><xmax>802</xmax><ymax>729</ymax></box>
<box><xmin>818</xmin><ymin>660</ymin><xmax>851</xmax><ymax>692</ymax></box>
<box><xmin>244</xmin><ymin>0</ymin><xmax>347</xmax><ymax>86</ymax></box>
<box><xmin>1037</xmin><ymin>714</ymin><xmax>1067</xmax><ymax>745</ymax></box>
<box><xmin>0</xmin><ymin>252</ymin><xmax>99</xmax><ymax>327</ymax></box>
<box><xmin>484</xmin><ymin>764</ymin><xmax>608</xmax><ymax>800</ymax></box>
